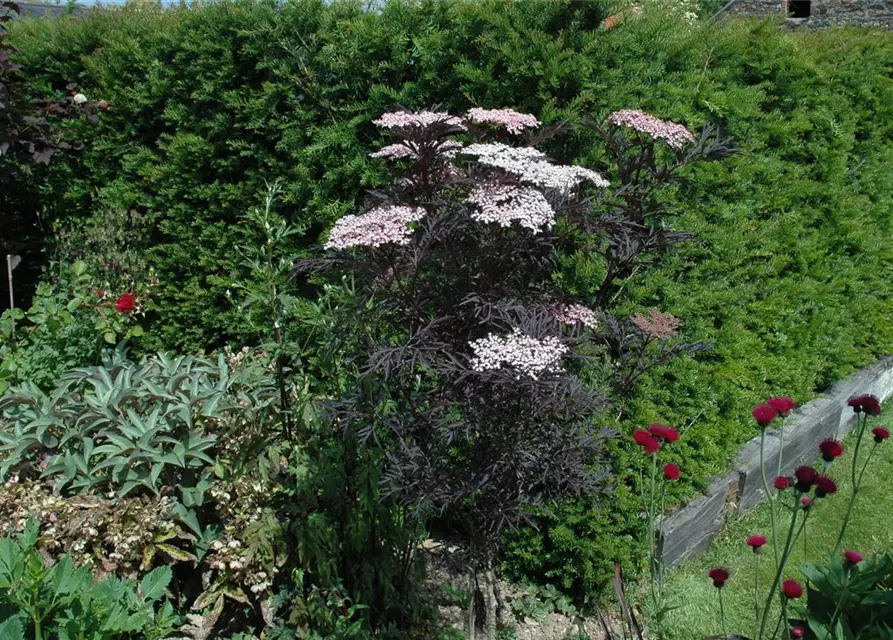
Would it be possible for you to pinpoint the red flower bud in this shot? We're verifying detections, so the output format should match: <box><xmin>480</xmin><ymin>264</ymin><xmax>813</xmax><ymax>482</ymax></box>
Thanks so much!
<box><xmin>801</xmin><ymin>496</ymin><xmax>812</xmax><ymax>510</ymax></box>
<box><xmin>843</xmin><ymin>550</ymin><xmax>863</xmax><ymax>564</ymax></box>
<box><xmin>782</xmin><ymin>580</ymin><xmax>803</xmax><ymax>599</ymax></box>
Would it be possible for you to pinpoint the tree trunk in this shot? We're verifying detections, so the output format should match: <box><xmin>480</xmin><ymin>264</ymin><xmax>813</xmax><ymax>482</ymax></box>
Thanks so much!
<box><xmin>484</xmin><ymin>567</ymin><xmax>498</xmax><ymax>640</ymax></box>
<box><xmin>467</xmin><ymin>569</ymin><xmax>476</xmax><ymax>640</ymax></box>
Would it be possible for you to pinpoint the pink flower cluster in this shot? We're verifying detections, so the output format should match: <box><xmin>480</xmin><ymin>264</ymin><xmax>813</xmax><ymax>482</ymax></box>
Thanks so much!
<box><xmin>370</xmin><ymin>140</ymin><xmax>464</xmax><ymax>161</ymax></box>
<box><xmin>324</xmin><ymin>206</ymin><xmax>426</xmax><ymax>250</ymax></box>
<box><xmin>608</xmin><ymin>109</ymin><xmax>696</xmax><ymax>149</ymax></box>
<box><xmin>467</xmin><ymin>183</ymin><xmax>556</xmax><ymax>233</ymax></box>
<box><xmin>469</xmin><ymin>329</ymin><xmax>568</xmax><ymax>379</ymax></box>
<box><xmin>464</xmin><ymin>143</ymin><xmax>609</xmax><ymax>193</ymax></box>
<box><xmin>631</xmin><ymin>309</ymin><xmax>682</xmax><ymax>340</ymax></box>
<box><xmin>465</xmin><ymin>108</ymin><xmax>540</xmax><ymax>134</ymax></box>
<box><xmin>372</xmin><ymin>110</ymin><xmax>466</xmax><ymax>130</ymax></box>
<box><xmin>554</xmin><ymin>303</ymin><xmax>598</xmax><ymax>328</ymax></box>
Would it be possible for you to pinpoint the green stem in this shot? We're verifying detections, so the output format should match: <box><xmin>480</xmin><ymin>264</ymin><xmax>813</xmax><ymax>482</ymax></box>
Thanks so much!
<box><xmin>760</xmin><ymin>428</ymin><xmax>780</xmax><ymax>566</ymax></box>
<box><xmin>754</xmin><ymin>552</ymin><xmax>762</xmax><ymax>640</ymax></box>
<box><xmin>719</xmin><ymin>587</ymin><xmax>727</xmax><ymax>637</ymax></box>
<box><xmin>834</xmin><ymin>415</ymin><xmax>868</xmax><ymax>556</ymax></box>
<box><xmin>771</xmin><ymin>598</ymin><xmax>789</xmax><ymax>640</ymax></box>
<box><xmin>759</xmin><ymin>493</ymin><xmax>801</xmax><ymax>640</ymax></box>
<box><xmin>647</xmin><ymin>453</ymin><xmax>659</xmax><ymax>622</ymax></box>
<box><xmin>777</xmin><ymin>417</ymin><xmax>785</xmax><ymax>479</ymax></box>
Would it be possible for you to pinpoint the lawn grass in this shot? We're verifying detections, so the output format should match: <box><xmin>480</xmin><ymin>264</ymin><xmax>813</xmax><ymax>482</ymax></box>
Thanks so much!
<box><xmin>651</xmin><ymin>418</ymin><xmax>893</xmax><ymax>640</ymax></box>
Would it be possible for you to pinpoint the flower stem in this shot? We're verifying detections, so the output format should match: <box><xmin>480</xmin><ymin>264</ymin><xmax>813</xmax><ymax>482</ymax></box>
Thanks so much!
<box><xmin>719</xmin><ymin>587</ymin><xmax>727</xmax><ymax>637</ymax></box>
<box><xmin>777</xmin><ymin>417</ymin><xmax>785</xmax><ymax>479</ymax></box>
<box><xmin>754</xmin><ymin>552</ymin><xmax>762</xmax><ymax>640</ymax></box>
<box><xmin>760</xmin><ymin>428</ymin><xmax>780</xmax><ymax>566</ymax></box>
<box><xmin>834</xmin><ymin>414</ymin><xmax>867</xmax><ymax>556</ymax></box>
<box><xmin>759</xmin><ymin>493</ymin><xmax>801</xmax><ymax>640</ymax></box>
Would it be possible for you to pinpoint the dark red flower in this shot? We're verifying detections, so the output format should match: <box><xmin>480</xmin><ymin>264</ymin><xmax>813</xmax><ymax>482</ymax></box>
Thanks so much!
<box><xmin>753</xmin><ymin>403</ymin><xmax>779</xmax><ymax>427</ymax></box>
<box><xmin>815</xmin><ymin>475</ymin><xmax>837</xmax><ymax>498</ymax></box>
<box><xmin>782</xmin><ymin>580</ymin><xmax>803</xmax><ymax>599</ymax></box>
<box><xmin>633</xmin><ymin>429</ymin><xmax>651</xmax><ymax>446</ymax></box>
<box><xmin>801</xmin><ymin>496</ymin><xmax>812</xmax><ymax>510</ymax></box>
<box><xmin>819</xmin><ymin>439</ymin><xmax>844</xmax><ymax>463</ymax></box>
<box><xmin>642</xmin><ymin>437</ymin><xmax>661</xmax><ymax>454</ymax></box>
<box><xmin>794</xmin><ymin>466</ymin><xmax>819</xmax><ymax>492</ymax></box>
<box><xmin>663</xmin><ymin>463</ymin><xmax>680</xmax><ymax>480</ymax></box>
<box><xmin>848</xmin><ymin>394</ymin><xmax>882</xmax><ymax>416</ymax></box>
<box><xmin>873</xmin><ymin>427</ymin><xmax>890</xmax><ymax>444</ymax></box>
<box><xmin>791</xmin><ymin>626</ymin><xmax>805</xmax><ymax>639</ymax></box>
<box><xmin>115</xmin><ymin>292</ymin><xmax>136</xmax><ymax>314</ymax></box>
<box><xmin>769</xmin><ymin>396</ymin><xmax>796</xmax><ymax>417</ymax></box>
<box><xmin>844</xmin><ymin>550</ymin><xmax>863</xmax><ymax>565</ymax></box>
<box><xmin>774</xmin><ymin>476</ymin><xmax>792</xmax><ymax>490</ymax></box>
<box><xmin>708</xmin><ymin>567</ymin><xmax>729</xmax><ymax>588</ymax></box>
<box><xmin>649</xmin><ymin>423</ymin><xmax>680</xmax><ymax>442</ymax></box>
<box><xmin>746</xmin><ymin>534</ymin><xmax>767</xmax><ymax>552</ymax></box>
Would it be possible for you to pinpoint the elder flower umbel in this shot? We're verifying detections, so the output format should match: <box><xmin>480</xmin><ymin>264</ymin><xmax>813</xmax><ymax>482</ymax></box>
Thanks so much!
<box><xmin>554</xmin><ymin>303</ymin><xmax>598</xmax><ymax>329</ymax></box>
<box><xmin>465</xmin><ymin>107</ymin><xmax>540</xmax><ymax>134</ymax></box>
<box><xmin>372</xmin><ymin>110</ymin><xmax>466</xmax><ymax>130</ymax></box>
<box><xmin>608</xmin><ymin>109</ymin><xmax>696</xmax><ymax>149</ymax></box>
<box><xmin>631</xmin><ymin>309</ymin><xmax>682</xmax><ymax>340</ymax></box>
<box><xmin>324</xmin><ymin>206</ymin><xmax>426</xmax><ymax>250</ymax></box>
<box><xmin>469</xmin><ymin>329</ymin><xmax>568</xmax><ymax>380</ymax></box>
<box><xmin>467</xmin><ymin>183</ymin><xmax>556</xmax><ymax>233</ymax></box>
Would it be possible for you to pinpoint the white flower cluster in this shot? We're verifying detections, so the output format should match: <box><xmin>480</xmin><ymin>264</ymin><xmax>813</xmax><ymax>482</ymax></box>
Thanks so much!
<box><xmin>73</xmin><ymin>93</ymin><xmax>88</xmax><ymax>105</ymax></box>
<box><xmin>608</xmin><ymin>109</ymin><xmax>696</xmax><ymax>149</ymax></box>
<box><xmin>469</xmin><ymin>329</ymin><xmax>568</xmax><ymax>379</ymax></box>
<box><xmin>372</xmin><ymin>110</ymin><xmax>466</xmax><ymax>130</ymax></box>
<box><xmin>467</xmin><ymin>183</ymin><xmax>556</xmax><ymax>233</ymax></box>
<box><xmin>554</xmin><ymin>303</ymin><xmax>598</xmax><ymax>328</ymax></box>
<box><xmin>324</xmin><ymin>206</ymin><xmax>426</xmax><ymax>250</ymax></box>
<box><xmin>464</xmin><ymin>143</ymin><xmax>609</xmax><ymax>193</ymax></box>
<box><xmin>465</xmin><ymin>107</ymin><xmax>540</xmax><ymax>134</ymax></box>
<box><xmin>370</xmin><ymin>143</ymin><xmax>417</xmax><ymax>159</ymax></box>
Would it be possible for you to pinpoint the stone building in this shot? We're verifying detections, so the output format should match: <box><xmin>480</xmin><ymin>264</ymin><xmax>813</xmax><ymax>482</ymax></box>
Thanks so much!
<box><xmin>724</xmin><ymin>0</ymin><xmax>893</xmax><ymax>28</ymax></box>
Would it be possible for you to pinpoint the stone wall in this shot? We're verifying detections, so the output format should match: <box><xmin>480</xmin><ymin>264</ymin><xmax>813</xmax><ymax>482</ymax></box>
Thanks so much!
<box><xmin>660</xmin><ymin>356</ymin><xmax>893</xmax><ymax>567</ymax></box>
<box><xmin>726</xmin><ymin>0</ymin><xmax>893</xmax><ymax>29</ymax></box>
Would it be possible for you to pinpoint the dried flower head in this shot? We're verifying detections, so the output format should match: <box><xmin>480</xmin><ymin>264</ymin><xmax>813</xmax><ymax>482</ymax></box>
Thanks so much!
<box><xmin>467</xmin><ymin>183</ymin><xmax>556</xmax><ymax>233</ymax></box>
<box><xmin>465</xmin><ymin>108</ymin><xmax>540</xmax><ymax>134</ymax></box>
<box><xmin>631</xmin><ymin>309</ymin><xmax>682</xmax><ymax>340</ymax></box>
<box><xmin>324</xmin><ymin>206</ymin><xmax>426</xmax><ymax>250</ymax></box>
<box><xmin>469</xmin><ymin>329</ymin><xmax>568</xmax><ymax>380</ymax></box>
<box><xmin>608</xmin><ymin>109</ymin><xmax>696</xmax><ymax>149</ymax></box>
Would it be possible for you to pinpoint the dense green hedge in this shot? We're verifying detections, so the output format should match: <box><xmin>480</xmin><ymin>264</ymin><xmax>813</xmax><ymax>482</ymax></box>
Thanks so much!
<box><xmin>10</xmin><ymin>0</ymin><xmax>893</xmax><ymax>596</ymax></box>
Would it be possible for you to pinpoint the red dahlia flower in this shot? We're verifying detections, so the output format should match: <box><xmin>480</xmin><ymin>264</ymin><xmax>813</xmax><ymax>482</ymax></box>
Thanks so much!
<box><xmin>873</xmin><ymin>427</ymin><xmax>890</xmax><ymax>444</ymax></box>
<box><xmin>791</xmin><ymin>626</ymin><xmax>805</xmax><ymax>638</ymax></box>
<box><xmin>815</xmin><ymin>475</ymin><xmax>837</xmax><ymax>498</ymax></box>
<box><xmin>663</xmin><ymin>463</ymin><xmax>680</xmax><ymax>480</ymax></box>
<box><xmin>782</xmin><ymin>580</ymin><xmax>803</xmax><ymax>599</ymax></box>
<box><xmin>115</xmin><ymin>292</ymin><xmax>136</xmax><ymax>313</ymax></box>
<box><xmin>848</xmin><ymin>394</ymin><xmax>882</xmax><ymax>416</ymax></box>
<box><xmin>708</xmin><ymin>567</ymin><xmax>729</xmax><ymax>588</ymax></box>
<box><xmin>649</xmin><ymin>423</ymin><xmax>680</xmax><ymax>442</ymax></box>
<box><xmin>774</xmin><ymin>476</ymin><xmax>792</xmax><ymax>490</ymax></box>
<box><xmin>769</xmin><ymin>396</ymin><xmax>796</xmax><ymax>416</ymax></box>
<box><xmin>746</xmin><ymin>534</ymin><xmax>767</xmax><ymax>552</ymax></box>
<box><xmin>752</xmin><ymin>403</ymin><xmax>779</xmax><ymax>427</ymax></box>
<box><xmin>794</xmin><ymin>466</ymin><xmax>819</xmax><ymax>492</ymax></box>
<box><xmin>819</xmin><ymin>439</ymin><xmax>844</xmax><ymax>463</ymax></box>
<box><xmin>844</xmin><ymin>550</ymin><xmax>863</xmax><ymax>564</ymax></box>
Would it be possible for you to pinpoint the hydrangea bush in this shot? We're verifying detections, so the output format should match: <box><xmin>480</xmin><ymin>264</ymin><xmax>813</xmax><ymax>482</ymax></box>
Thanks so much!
<box><xmin>303</xmin><ymin>106</ymin><xmax>730</xmax><ymax>638</ymax></box>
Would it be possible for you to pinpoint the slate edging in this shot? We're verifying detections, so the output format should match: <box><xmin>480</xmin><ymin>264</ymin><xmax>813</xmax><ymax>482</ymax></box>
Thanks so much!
<box><xmin>660</xmin><ymin>356</ymin><xmax>893</xmax><ymax>567</ymax></box>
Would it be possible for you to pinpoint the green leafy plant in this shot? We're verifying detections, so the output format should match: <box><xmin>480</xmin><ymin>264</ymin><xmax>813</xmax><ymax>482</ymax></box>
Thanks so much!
<box><xmin>0</xmin><ymin>519</ymin><xmax>178</xmax><ymax>640</ymax></box>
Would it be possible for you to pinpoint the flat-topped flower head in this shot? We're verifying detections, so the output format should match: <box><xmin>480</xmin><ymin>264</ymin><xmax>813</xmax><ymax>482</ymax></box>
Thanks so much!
<box><xmin>848</xmin><ymin>394</ymin><xmax>881</xmax><ymax>416</ymax></box>
<box><xmin>873</xmin><ymin>427</ymin><xmax>890</xmax><ymax>444</ymax></box>
<box><xmin>663</xmin><ymin>463</ymin><xmax>680</xmax><ymax>480</ymax></box>
<box><xmin>774</xmin><ymin>476</ymin><xmax>792</xmax><ymax>491</ymax></box>
<box><xmin>631</xmin><ymin>310</ymin><xmax>682</xmax><ymax>340</ymax></box>
<box><xmin>469</xmin><ymin>329</ymin><xmax>568</xmax><ymax>380</ymax></box>
<box><xmin>708</xmin><ymin>567</ymin><xmax>729</xmax><ymax>588</ymax></box>
<box><xmin>324</xmin><ymin>206</ymin><xmax>426</xmax><ymax>250</ymax></box>
<box><xmin>794</xmin><ymin>466</ymin><xmax>819</xmax><ymax>492</ymax></box>
<box><xmin>769</xmin><ymin>396</ymin><xmax>796</xmax><ymax>417</ymax></box>
<box><xmin>370</xmin><ymin>143</ymin><xmax>417</xmax><ymax>159</ymax></box>
<box><xmin>746</xmin><ymin>534</ymin><xmax>767</xmax><ymax>553</ymax></box>
<box><xmin>649</xmin><ymin>424</ymin><xmax>680</xmax><ymax>442</ymax></box>
<box><xmin>373</xmin><ymin>110</ymin><xmax>466</xmax><ymax>130</ymax></box>
<box><xmin>554</xmin><ymin>304</ymin><xmax>598</xmax><ymax>329</ymax></box>
<box><xmin>782</xmin><ymin>580</ymin><xmax>803</xmax><ymax>599</ymax></box>
<box><xmin>819</xmin><ymin>439</ymin><xmax>844</xmax><ymax>464</ymax></box>
<box><xmin>467</xmin><ymin>183</ymin><xmax>556</xmax><ymax>233</ymax></box>
<box><xmin>464</xmin><ymin>143</ymin><xmax>609</xmax><ymax>193</ymax></box>
<box><xmin>608</xmin><ymin>109</ymin><xmax>696</xmax><ymax>149</ymax></box>
<box><xmin>752</xmin><ymin>403</ymin><xmax>778</xmax><ymax>428</ymax></box>
<box><xmin>465</xmin><ymin>107</ymin><xmax>540</xmax><ymax>134</ymax></box>
<box><xmin>814</xmin><ymin>475</ymin><xmax>837</xmax><ymax>498</ymax></box>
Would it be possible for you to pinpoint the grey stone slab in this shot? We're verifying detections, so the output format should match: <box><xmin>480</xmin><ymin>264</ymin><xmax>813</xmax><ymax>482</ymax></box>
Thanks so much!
<box><xmin>660</xmin><ymin>473</ymin><xmax>735</xmax><ymax>568</ymax></box>
<box><xmin>824</xmin><ymin>359</ymin><xmax>893</xmax><ymax>440</ymax></box>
